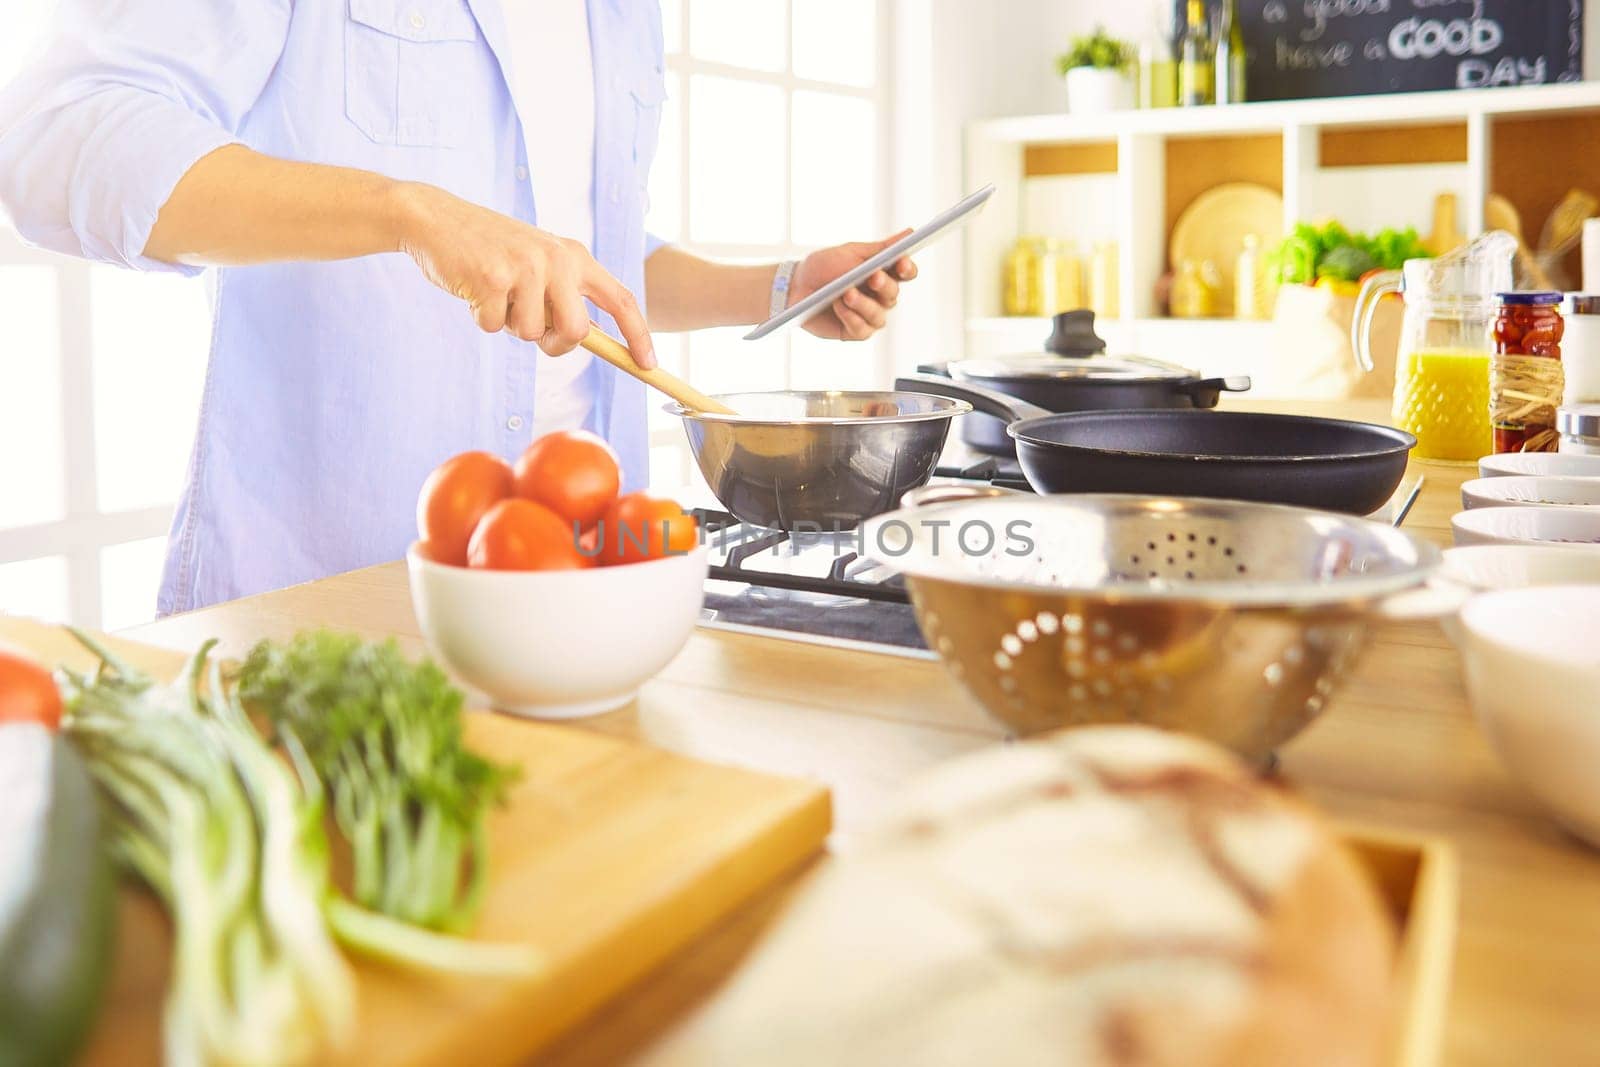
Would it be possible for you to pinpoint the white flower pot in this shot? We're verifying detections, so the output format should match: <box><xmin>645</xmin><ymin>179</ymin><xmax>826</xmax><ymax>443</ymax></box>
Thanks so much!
<box><xmin>1065</xmin><ymin>67</ymin><xmax>1133</xmax><ymax>114</ymax></box>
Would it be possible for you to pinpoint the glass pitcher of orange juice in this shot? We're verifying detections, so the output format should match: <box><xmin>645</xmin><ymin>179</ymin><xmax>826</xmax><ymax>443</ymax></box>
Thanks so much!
<box><xmin>1352</xmin><ymin>231</ymin><xmax>1515</xmax><ymax>461</ymax></box>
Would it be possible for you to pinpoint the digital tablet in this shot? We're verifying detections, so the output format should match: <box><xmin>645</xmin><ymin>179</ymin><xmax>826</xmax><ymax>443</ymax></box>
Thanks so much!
<box><xmin>743</xmin><ymin>184</ymin><xmax>995</xmax><ymax>341</ymax></box>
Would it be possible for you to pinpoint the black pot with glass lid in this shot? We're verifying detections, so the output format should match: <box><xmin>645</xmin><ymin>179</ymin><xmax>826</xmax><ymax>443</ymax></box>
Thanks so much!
<box><xmin>924</xmin><ymin>310</ymin><xmax>1252</xmax><ymax>455</ymax></box>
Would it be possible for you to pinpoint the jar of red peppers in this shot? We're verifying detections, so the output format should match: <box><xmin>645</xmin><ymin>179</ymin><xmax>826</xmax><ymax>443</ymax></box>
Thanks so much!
<box><xmin>1490</xmin><ymin>291</ymin><xmax>1566</xmax><ymax>453</ymax></box>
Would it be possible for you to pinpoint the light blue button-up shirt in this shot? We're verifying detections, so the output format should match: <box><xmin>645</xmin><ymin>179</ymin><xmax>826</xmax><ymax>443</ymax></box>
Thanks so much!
<box><xmin>0</xmin><ymin>0</ymin><xmax>667</xmax><ymax>613</ymax></box>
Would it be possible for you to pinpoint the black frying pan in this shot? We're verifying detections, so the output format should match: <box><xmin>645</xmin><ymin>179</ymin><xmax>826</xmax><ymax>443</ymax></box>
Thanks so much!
<box><xmin>897</xmin><ymin>374</ymin><xmax>1416</xmax><ymax>516</ymax></box>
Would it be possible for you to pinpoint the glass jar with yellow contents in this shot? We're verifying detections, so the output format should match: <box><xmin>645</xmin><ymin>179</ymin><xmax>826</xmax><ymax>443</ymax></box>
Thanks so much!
<box><xmin>1002</xmin><ymin>235</ymin><xmax>1042</xmax><ymax>316</ymax></box>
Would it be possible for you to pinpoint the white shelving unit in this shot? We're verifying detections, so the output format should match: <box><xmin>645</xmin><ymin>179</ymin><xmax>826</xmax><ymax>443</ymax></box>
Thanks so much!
<box><xmin>962</xmin><ymin>81</ymin><xmax>1600</xmax><ymax>394</ymax></box>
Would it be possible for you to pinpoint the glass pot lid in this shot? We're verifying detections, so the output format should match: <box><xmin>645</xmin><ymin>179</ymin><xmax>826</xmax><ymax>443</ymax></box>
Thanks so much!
<box><xmin>950</xmin><ymin>353</ymin><xmax>1198</xmax><ymax>383</ymax></box>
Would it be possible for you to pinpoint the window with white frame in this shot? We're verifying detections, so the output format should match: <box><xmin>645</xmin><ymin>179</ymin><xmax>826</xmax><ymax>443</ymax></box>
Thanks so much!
<box><xmin>0</xmin><ymin>0</ymin><xmax>891</xmax><ymax>630</ymax></box>
<box><xmin>645</xmin><ymin>0</ymin><xmax>892</xmax><ymax>489</ymax></box>
<box><xmin>0</xmin><ymin>3</ymin><xmax>211</xmax><ymax>633</ymax></box>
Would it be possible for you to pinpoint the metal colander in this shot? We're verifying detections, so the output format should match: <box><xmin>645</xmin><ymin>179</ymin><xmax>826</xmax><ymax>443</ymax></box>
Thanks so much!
<box><xmin>862</xmin><ymin>494</ymin><xmax>1440</xmax><ymax>763</ymax></box>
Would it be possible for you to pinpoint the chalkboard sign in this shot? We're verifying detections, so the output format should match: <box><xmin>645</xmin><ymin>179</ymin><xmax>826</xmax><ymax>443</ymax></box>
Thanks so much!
<box><xmin>1238</xmin><ymin>0</ymin><xmax>1584</xmax><ymax>102</ymax></box>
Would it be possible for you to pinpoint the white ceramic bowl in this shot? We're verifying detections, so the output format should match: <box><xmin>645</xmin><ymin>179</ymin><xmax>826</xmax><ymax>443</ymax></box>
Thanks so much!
<box><xmin>407</xmin><ymin>543</ymin><xmax>708</xmax><ymax>719</ymax></box>
<box><xmin>1477</xmin><ymin>452</ymin><xmax>1600</xmax><ymax>479</ymax></box>
<box><xmin>1441</xmin><ymin>545</ymin><xmax>1600</xmax><ymax>591</ymax></box>
<box><xmin>1460</xmin><ymin>476</ymin><xmax>1600</xmax><ymax>510</ymax></box>
<box><xmin>1450</xmin><ymin>506</ymin><xmax>1600</xmax><ymax>548</ymax></box>
<box><xmin>1456</xmin><ymin>585</ymin><xmax>1600</xmax><ymax>846</ymax></box>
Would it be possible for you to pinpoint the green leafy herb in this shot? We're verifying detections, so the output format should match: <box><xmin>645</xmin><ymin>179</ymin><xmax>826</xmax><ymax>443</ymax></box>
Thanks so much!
<box><xmin>1367</xmin><ymin>226</ymin><xmax>1430</xmax><ymax>271</ymax></box>
<box><xmin>1270</xmin><ymin>221</ymin><xmax>1432</xmax><ymax>285</ymax></box>
<box><xmin>236</xmin><ymin>633</ymin><xmax>518</xmax><ymax>933</ymax></box>
<box><xmin>1057</xmin><ymin>26</ymin><xmax>1133</xmax><ymax>73</ymax></box>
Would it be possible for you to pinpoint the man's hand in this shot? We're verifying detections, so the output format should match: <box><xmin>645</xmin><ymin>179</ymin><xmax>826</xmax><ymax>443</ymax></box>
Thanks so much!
<box><xmin>394</xmin><ymin>182</ymin><xmax>655</xmax><ymax>367</ymax></box>
<box><xmin>789</xmin><ymin>229</ymin><xmax>918</xmax><ymax>341</ymax></box>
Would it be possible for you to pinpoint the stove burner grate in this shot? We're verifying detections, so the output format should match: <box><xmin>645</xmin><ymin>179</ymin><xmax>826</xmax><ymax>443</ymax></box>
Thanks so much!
<box><xmin>693</xmin><ymin>508</ymin><xmax>911</xmax><ymax>604</ymax></box>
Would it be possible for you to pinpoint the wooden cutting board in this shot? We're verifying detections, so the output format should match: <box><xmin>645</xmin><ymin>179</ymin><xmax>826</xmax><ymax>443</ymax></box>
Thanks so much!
<box><xmin>0</xmin><ymin>618</ymin><xmax>832</xmax><ymax>1067</ymax></box>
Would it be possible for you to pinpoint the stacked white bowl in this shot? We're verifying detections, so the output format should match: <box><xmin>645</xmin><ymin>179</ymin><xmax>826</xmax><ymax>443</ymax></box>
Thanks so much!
<box><xmin>1443</xmin><ymin>452</ymin><xmax>1600</xmax><ymax>846</ymax></box>
<box><xmin>1454</xmin><ymin>454</ymin><xmax>1600</xmax><ymax>550</ymax></box>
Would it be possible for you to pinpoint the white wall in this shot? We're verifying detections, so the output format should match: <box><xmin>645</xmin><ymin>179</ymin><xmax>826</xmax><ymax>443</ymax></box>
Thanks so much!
<box><xmin>887</xmin><ymin>0</ymin><xmax>1600</xmax><ymax>372</ymax></box>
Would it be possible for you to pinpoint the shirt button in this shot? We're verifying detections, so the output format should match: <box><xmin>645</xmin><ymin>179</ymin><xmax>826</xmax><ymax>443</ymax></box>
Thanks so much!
<box><xmin>506</xmin><ymin>414</ymin><xmax>524</xmax><ymax>432</ymax></box>
<box><xmin>515</xmin><ymin>165</ymin><xmax>528</xmax><ymax>182</ymax></box>
<box><xmin>409</xmin><ymin>11</ymin><xmax>426</xmax><ymax>30</ymax></box>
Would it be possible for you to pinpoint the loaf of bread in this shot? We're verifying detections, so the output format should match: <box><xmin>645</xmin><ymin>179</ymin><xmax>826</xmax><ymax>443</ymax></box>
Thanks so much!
<box><xmin>654</xmin><ymin>726</ymin><xmax>1395</xmax><ymax>1067</ymax></box>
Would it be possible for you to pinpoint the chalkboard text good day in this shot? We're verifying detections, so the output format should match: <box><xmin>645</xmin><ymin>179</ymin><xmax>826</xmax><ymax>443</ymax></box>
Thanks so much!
<box><xmin>1238</xmin><ymin>0</ymin><xmax>1583</xmax><ymax>102</ymax></box>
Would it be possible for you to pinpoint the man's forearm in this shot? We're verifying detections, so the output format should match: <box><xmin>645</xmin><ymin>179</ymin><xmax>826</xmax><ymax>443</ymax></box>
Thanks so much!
<box><xmin>643</xmin><ymin>246</ymin><xmax>778</xmax><ymax>332</ymax></box>
<box><xmin>144</xmin><ymin>143</ymin><xmax>413</xmax><ymax>266</ymax></box>
<box><xmin>143</xmin><ymin>142</ymin><xmax>657</xmax><ymax>361</ymax></box>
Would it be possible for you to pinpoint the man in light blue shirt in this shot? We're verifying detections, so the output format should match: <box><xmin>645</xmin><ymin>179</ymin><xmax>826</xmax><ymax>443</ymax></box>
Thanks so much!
<box><xmin>0</xmin><ymin>0</ymin><xmax>914</xmax><ymax>613</ymax></box>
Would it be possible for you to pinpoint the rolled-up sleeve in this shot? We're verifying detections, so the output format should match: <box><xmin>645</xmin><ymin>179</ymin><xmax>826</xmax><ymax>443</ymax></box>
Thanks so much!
<box><xmin>645</xmin><ymin>231</ymin><xmax>672</xmax><ymax>260</ymax></box>
<box><xmin>0</xmin><ymin>0</ymin><xmax>291</xmax><ymax>274</ymax></box>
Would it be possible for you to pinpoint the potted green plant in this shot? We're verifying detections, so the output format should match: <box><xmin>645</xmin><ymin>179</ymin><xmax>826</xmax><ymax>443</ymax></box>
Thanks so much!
<box><xmin>1056</xmin><ymin>27</ymin><xmax>1134</xmax><ymax>115</ymax></box>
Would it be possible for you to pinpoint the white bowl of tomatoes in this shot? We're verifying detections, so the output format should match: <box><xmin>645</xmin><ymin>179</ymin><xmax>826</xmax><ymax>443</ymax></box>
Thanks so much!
<box><xmin>408</xmin><ymin>432</ymin><xmax>706</xmax><ymax>719</ymax></box>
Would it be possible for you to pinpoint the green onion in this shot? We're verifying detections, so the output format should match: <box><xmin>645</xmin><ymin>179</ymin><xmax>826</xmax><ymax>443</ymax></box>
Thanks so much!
<box><xmin>58</xmin><ymin>629</ymin><xmax>540</xmax><ymax>1066</ymax></box>
<box><xmin>59</xmin><ymin>630</ymin><xmax>353</xmax><ymax>1067</ymax></box>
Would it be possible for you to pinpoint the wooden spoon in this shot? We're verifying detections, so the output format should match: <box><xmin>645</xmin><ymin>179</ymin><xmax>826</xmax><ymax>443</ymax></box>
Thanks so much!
<box><xmin>581</xmin><ymin>323</ymin><xmax>739</xmax><ymax>416</ymax></box>
<box><xmin>1485</xmin><ymin>195</ymin><xmax>1554</xmax><ymax>290</ymax></box>
<box><xmin>1537</xmin><ymin>188</ymin><xmax>1598</xmax><ymax>260</ymax></box>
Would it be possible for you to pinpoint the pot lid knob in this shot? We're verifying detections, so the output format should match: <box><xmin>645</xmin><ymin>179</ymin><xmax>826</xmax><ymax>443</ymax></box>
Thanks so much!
<box><xmin>1045</xmin><ymin>310</ymin><xmax>1107</xmax><ymax>358</ymax></box>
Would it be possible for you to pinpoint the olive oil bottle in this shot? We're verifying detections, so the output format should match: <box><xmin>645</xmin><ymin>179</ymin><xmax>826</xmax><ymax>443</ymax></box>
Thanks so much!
<box><xmin>1177</xmin><ymin>0</ymin><xmax>1213</xmax><ymax>107</ymax></box>
<box><xmin>1214</xmin><ymin>0</ymin><xmax>1247</xmax><ymax>104</ymax></box>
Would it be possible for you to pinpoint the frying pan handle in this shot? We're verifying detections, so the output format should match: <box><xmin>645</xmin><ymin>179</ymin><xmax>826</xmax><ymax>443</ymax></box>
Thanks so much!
<box><xmin>894</xmin><ymin>373</ymin><xmax>1053</xmax><ymax>423</ymax></box>
<box><xmin>1179</xmin><ymin>375</ymin><xmax>1253</xmax><ymax>408</ymax></box>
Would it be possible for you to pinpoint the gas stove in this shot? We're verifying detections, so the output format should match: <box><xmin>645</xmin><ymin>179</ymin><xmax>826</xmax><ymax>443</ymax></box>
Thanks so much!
<box><xmin>693</xmin><ymin>446</ymin><xmax>1424</xmax><ymax>661</ymax></box>
<box><xmin>694</xmin><ymin>454</ymin><xmax>1007</xmax><ymax>660</ymax></box>
<box><xmin>696</xmin><ymin>511</ymin><xmax>930</xmax><ymax>657</ymax></box>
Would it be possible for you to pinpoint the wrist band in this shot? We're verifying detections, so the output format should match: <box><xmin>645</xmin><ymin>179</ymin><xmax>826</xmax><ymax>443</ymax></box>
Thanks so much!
<box><xmin>770</xmin><ymin>260</ymin><xmax>800</xmax><ymax>320</ymax></box>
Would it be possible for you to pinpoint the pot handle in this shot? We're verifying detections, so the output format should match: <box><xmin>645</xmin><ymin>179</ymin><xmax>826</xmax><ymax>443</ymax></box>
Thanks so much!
<box><xmin>1179</xmin><ymin>375</ymin><xmax>1252</xmax><ymax>408</ymax></box>
<box><xmin>915</xmin><ymin>361</ymin><xmax>953</xmax><ymax>378</ymax></box>
<box><xmin>894</xmin><ymin>373</ymin><xmax>1053</xmax><ymax>423</ymax></box>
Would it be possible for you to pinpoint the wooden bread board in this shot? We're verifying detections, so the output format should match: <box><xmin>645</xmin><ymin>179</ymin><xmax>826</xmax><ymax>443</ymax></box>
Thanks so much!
<box><xmin>0</xmin><ymin>618</ymin><xmax>832</xmax><ymax>1067</ymax></box>
<box><xmin>1341</xmin><ymin>825</ymin><xmax>1459</xmax><ymax>1067</ymax></box>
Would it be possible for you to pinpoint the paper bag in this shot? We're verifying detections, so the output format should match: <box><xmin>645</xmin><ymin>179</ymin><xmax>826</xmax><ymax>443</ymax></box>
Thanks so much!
<box><xmin>1269</xmin><ymin>284</ymin><xmax>1401</xmax><ymax>400</ymax></box>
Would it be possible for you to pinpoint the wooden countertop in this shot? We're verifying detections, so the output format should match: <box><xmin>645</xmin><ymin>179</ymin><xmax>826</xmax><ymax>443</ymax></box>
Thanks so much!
<box><xmin>126</xmin><ymin>399</ymin><xmax>1600</xmax><ymax>1067</ymax></box>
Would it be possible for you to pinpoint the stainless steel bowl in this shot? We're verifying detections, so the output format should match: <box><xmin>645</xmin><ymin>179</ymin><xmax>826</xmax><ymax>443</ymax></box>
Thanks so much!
<box><xmin>668</xmin><ymin>391</ymin><xmax>972</xmax><ymax>530</ymax></box>
<box><xmin>861</xmin><ymin>494</ymin><xmax>1440</xmax><ymax>763</ymax></box>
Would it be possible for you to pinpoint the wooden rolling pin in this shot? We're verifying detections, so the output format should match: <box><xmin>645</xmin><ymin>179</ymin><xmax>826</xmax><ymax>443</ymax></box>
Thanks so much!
<box><xmin>582</xmin><ymin>323</ymin><xmax>739</xmax><ymax>416</ymax></box>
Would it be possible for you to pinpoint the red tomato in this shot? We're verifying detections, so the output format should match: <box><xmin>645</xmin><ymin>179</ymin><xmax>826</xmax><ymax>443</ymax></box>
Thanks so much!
<box><xmin>0</xmin><ymin>648</ymin><xmax>62</xmax><ymax>730</ymax></box>
<box><xmin>595</xmin><ymin>494</ymin><xmax>698</xmax><ymax>566</ymax></box>
<box><xmin>467</xmin><ymin>498</ymin><xmax>590</xmax><ymax>571</ymax></box>
<box><xmin>417</xmin><ymin>451</ymin><xmax>514</xmax><ymax>566</ymax></box>
<box><xmin>513</xmin><ymin>431</ymin><xmax>621</xmax><ymax>530</ymax></box>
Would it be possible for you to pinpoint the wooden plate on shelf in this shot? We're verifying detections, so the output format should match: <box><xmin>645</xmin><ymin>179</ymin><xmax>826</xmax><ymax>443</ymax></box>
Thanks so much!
<box><xmin>1170</xmin><ymin>182</ymin><xmax>1285</xmax><ymax>312</ymax></box>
